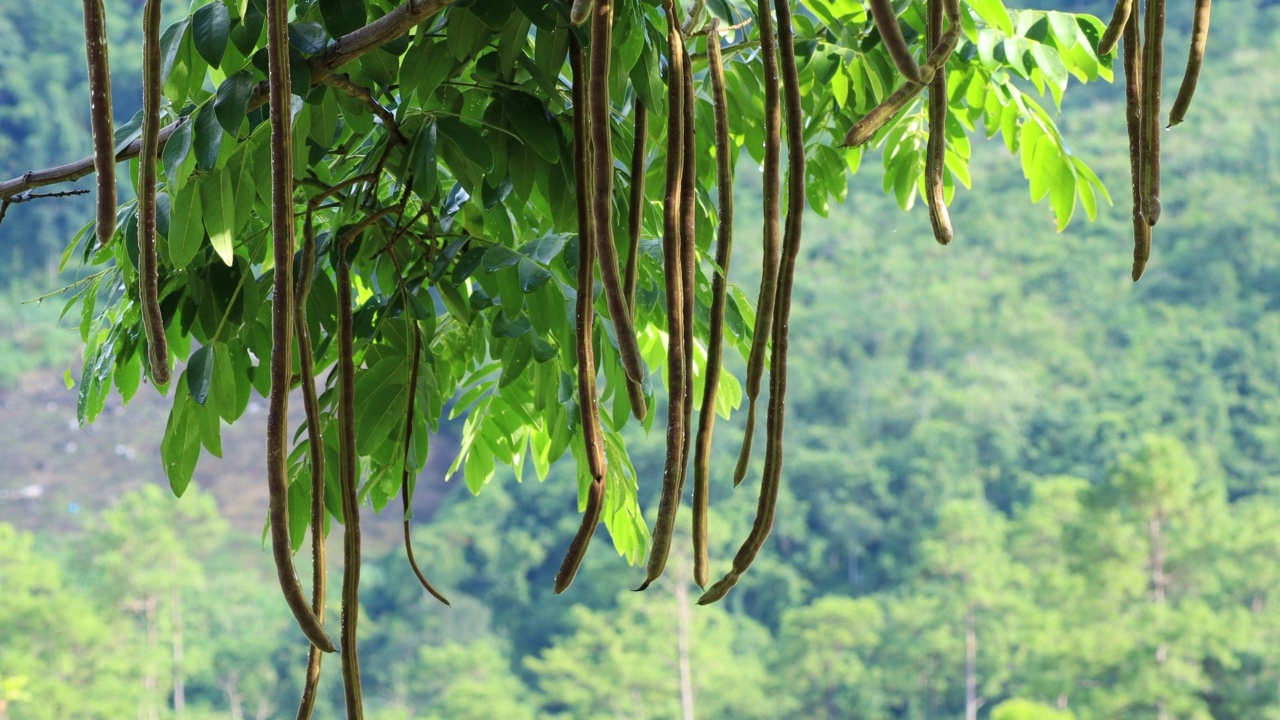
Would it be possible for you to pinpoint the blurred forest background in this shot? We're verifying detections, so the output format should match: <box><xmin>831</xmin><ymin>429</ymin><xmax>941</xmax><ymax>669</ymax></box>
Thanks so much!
<box><xmin>5</xmin><ymin>0</ymin><xmax>1280</xmax><ymax>717</ymax></box>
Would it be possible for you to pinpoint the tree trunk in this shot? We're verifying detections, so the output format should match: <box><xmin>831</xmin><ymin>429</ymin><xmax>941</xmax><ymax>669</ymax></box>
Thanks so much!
<box><xmin>964</xmin><ymin>604</ymin><xmax>979</xmax><ymax>720</ymax></box>
<box><xmin>675</xmin><ymin>575</ymin><xmax>696</xmax><ymax>720</ymax></box>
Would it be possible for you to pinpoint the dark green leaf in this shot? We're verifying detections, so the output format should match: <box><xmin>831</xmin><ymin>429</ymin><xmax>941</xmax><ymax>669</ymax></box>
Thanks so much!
<box><xmin>412</xmin><ymin>118</ymin><xmax>439</xmax><ymax>200</ymax></box>
<box><xmin>214</xmin><ymin>71</ymin><xmax>254</xmax><ymax>136</ymax></box>
<box><xmin>161</xmin><ymin>392</ymin><xmax>202</xmax><ymax>496</ymax></box>
<box><xmin>193</xmin><ymin>2</ymin><xmax>230</xmax><ymax>67</ymax></box>
<box><xmin>502</xmin><ymin>91</ymin><xmax>559</xmax><ymax>162</ymax></box>
<box><xmin>437</xmin><ymin>117</ymin><xmax>494</xmax><ymax>172</ymax></box>
<box><xmin>160</xmin><ymin>18</ymin><xmax>192</xmax><ymax>85</ymax></box>
<box><xmin>482</xmin><ymin>245</ymin><xmax>522</xmax><ymax>272</ymax></box>
<box><xmin>193</xmin><ymin>101</ymin><xmax>224</xmax><ymax>171</ymax></box>
<box><xmin>187</xmin><ymin>344</ymin><xmax>215</xmax><ymax>405</ymax></box>
<box><xmin>318</xmin><ymin>0</ymin><xmax>367</xmax><ymax>37</ymax></box>
<box><xmin>289</xmin><ymin>21</ymin><xmax>329</xmax><ymax>55</ymax></box>
<box><xmin>162</xmin><ymin>117</ymin><xmax>194</xmax><ymax>186</ymax></box>
<box><xmin>517</xmin><ymin>257</ymin><xmax>553</xmax><ymax>293</ymax></box>
<box><xmin>168</xmin><ymin>180</ymin><xmax>205</xmax><ymax>270</ymax></box>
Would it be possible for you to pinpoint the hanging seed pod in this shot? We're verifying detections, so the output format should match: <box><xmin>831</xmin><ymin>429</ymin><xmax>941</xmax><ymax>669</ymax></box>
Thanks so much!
<box><xmin>868</xmin><ymin>0</ymin><xmax>923</xmax><ymax>83</ymax></box>
<box><xmin>639</xmin><ymin>0</ymin><xmax>689</xmax><ymax>591</ymax></box>
<box><xmin>1097</xmin><ymin>0</ymin><xmax>1134</xmax><ymax>56</ymax></box>
<box><xmin>692</xmin><ymin>18</ymin><xmax>734</xmax><ymax>589</ymax></box>
<box><xmin>1168</xmin><ymin>0</ymin><xmax>1211</xmax><ymax>127</ymax></box>
<box><xmin>676</xmin><ymin>39</ymin><xmax>697</xmax><ymax>507</ymax></box>
<box><xmin>570</xmin><ymin>0</ymin><xmax>595</xmax><ymax>25</ymax></box>
<box><xmin>139</xmin><ymin>0</ymin><xmax>169</xmax><ymax>385</ymax></box>
<box><xmin>701</xmin><ymin>0</ymin><xmax>805</xmax><ymax>606</ymax></box>
<box><xmin>335</xmin><ymin>237</ymin><xmax>364</xmax><ymax>718</ymax></box>
<box><xmin>1124</xmin><ymin>9</ymin><xmax>1152</xmax><ymax>280</ymax></box>
<box><xmin>264</xmin><ymin>0</ymin><xmax>335</xmax><ymax>657</ymax></box>
<box><xmin>1142</xmin><ymin>0</ymin><xmax>1165</xmax><ymax>226</ymax></box>
<box><xmin>925</xmin><ymin>0</ymin><xmax>953</xmax><ymax>245</ymax></box>
<box><xmin>295</xmin><ymin>209</ymin><xmax>329</xmax><ymax>720</ymax></box>
<box><xmin>82</xmin><ymin>0</ymin><xmax>115</xmax><ymax>245</ymax></box>
<box><xmin>401</xmin><ymin>321</ymin><xmax>451</xmax><ymax>606</ymax></box>
<box><xmin>733</xmin><ymin>0</ymin><xmax>784</xmax><ymax>488</ymax></box>
<box><xmin>624</xmin><ymin>103</ymin><xmax>648</xmax><ymax>314</ymax></box>
<box><xmin>555</xmin><ymin>36</ymin><xmax>608</xmax><ymax>594</ymax></box>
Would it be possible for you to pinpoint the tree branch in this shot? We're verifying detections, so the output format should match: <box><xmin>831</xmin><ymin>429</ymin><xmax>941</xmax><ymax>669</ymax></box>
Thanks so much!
<box><xmin>0</xmin><ymin>0</ymin><xmax>452</xmax><ymax>200</ymax></box>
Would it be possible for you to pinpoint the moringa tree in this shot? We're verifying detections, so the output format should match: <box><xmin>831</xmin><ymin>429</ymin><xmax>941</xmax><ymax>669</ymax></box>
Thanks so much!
<box><xmin>0</xmin><ymin>0</ymin><xmax>1207</xmax><ymax>714</ymax></box>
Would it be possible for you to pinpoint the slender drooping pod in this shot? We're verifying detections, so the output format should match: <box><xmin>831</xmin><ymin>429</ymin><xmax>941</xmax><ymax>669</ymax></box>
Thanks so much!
<box><xmin>1124</xmin><ymin>7</ymin><xmax>1152</xmax><ymax>280</ymax></box>
<box><xmin>295</xmin><ymin>210</ymin><xmax>329</xmax><ymax>720</ymax></box>
<box><xmin>868</xmin><ymin>0</ymin><xmax>923</xmax><ymax>82</ymax></box>
<box><xmin>925</xmin><ymin>0</ymin><xmax>953</xmax><ymax>245</ymax></box>
<box><xmin>555</xmin><ymin>37</ymin><xmax>608</xmax><ymax>594</ymax></box>
<box><xmin>693</xmin><ymin>18</ymin><xmax>735</xmax><ymax>589</ymax></box>
<box><xmin>81</xmin><ymin>0</ymin><xmax>115</xmax><ymax>246</ymax></box>
<box><xmin>335</xmin><ymin>235</ymin><xmax>364</xmax><ymax>719</ymax></box>
<box><xmin>733</xmin><ymin>0</ymin><xmax>784</xmax><ymax>488</ymax></box>
<box><xmin>676</xmin><ymin>37</ymin><xmax>697</xmax><ymax>508</ymax></box>
<box><xmin>624</xmin><ymin>103</ymin><xmax>648</xmax><ymax>314</ymax></box>
<box><xmin>1142</xmin><ymin>0</ymin><xmax>1166</xmax><ymax>226</ymax></box>
<box><xmin>401</xmin><ymin>321</ymin><xmax>451</xmax><ymax>606</ymax></box>
<box><xmin>139</xmin><ymin>0</ymin><xmax>170</xmax><ymax>385</ymax></box>
<box><xmin>1168</xmin><ymin>0</ymin><xmax>1211</xmax><ymax>127</ymax></box>
<box><xmin>639</xmin><ymin>0</ymin><xmax>689</xmax><ymax>591</ymax></box>
<box><xmin>264</xmin><ymin>0</ymin><xmax>335</xmax><ymax>656</ymax></box>
<box><xmin>1098</xmin><ymin>0</ymin><xmax>1135</xmax><ymax>56</ymax></box>
<box><xmin>701</xmin><ymin>0</ymin><xmax>806</xmax><ymax>606</ymax></box>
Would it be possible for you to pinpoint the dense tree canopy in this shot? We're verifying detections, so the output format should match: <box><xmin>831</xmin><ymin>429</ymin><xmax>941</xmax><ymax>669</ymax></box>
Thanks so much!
<box><xmin>0</xmin><ymin>0</ymin><xmax>1227</xmax><ymax>714</ymax></box>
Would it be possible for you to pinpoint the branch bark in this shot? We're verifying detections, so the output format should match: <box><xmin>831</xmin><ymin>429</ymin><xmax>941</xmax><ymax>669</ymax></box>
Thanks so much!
<box><xmin>0</xmin><ymin>0</ymin><xmax>452</xmax><ymax>200</ymax></box>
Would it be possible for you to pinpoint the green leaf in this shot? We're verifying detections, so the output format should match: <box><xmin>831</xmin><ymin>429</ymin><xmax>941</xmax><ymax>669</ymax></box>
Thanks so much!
<box><xmin>214</xmin><ymin>71</ymin><xmax>254</xmax><ymax>136</ymax></box>
<box><xmin>192</xmin><ymin>2</ymin><xmax>230</xmax><ymax>67</ymax></box>
<box><xmin>161</xmin><ymin>391</ymin><xmax>202</xmax><ymax>497</ymax></box>
<box><xmin>186</xmin><ymin>344</ymin><xmax>215</xmax><ymax>405</ymax></box>
<box><xmin>159</xmin><ymin>18</ymin><xmax>192</xmax><ymax>85</ymax></box>
<box><xmin>168</xmin><ymin>180</ymin><xmax>205</xmax><ymax>269</ymax></box>
<box><xmin>966</xmin><ymin>0</ymin><xmax>1014</xmax><ymax>35</ymax></box>
<box><xmin>411</xmin><ymin>118</ymin><xmax>439</xmax><ymax>200</ymax></box>
<box><xmin>482</xmin><ymin>245</ymin><xmax>523</xmax><ymax>272</ymax></box>
<box><xmin>193</xmin><ymin>101</ymin><xmax>223</xmax><ymax>172</ymax></box>
<box><xmin>1030</xmin><ymin>43</ymin><xmax>1068</xmax><ymax>92</ymax></box>
<box><xmin>199</xmin><ymin>169</ymin><xmax>236</xmax><ymax>266</ymax></box>
<box><xmin>288</xmin><ymin>21</ymin><xmax>329</xmax><ymax>55</ymax></box>
<box><xmin>437</xmin><ymin>117</ymin><xmax>494</xmax><ymax>172</ymax></box>
<box><xmin>318</xmin><ymin>0</ymin><xmax>367</xmax><ymax>38</ymax></box>
<box><xmin>211</xmin><ymin>342</ymin><xmax>238</xmax><ymax>422</ymax></box>
<box><xmin>502</xmin><ymin>91</ymin><xmax>560</xmax><ymax>162</ymax></box>
<box><xmin>1047</xmin><ymin>11</ymin><xmax>1081</xmax><ymax>49</ymax></box>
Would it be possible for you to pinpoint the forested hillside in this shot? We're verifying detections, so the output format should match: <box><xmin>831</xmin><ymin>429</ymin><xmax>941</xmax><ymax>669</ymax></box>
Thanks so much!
<box><xmin>5</xmin><ymin>0</ymin><xmax>1280</xmax><ymax>717</ymax></box>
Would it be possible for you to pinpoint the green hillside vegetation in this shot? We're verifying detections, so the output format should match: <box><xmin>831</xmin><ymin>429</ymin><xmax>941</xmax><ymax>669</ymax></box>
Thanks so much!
<box><xmin>6</xmin><ymin>0</ymin><xmax>1280</xmax><ymax>717</ymax></box>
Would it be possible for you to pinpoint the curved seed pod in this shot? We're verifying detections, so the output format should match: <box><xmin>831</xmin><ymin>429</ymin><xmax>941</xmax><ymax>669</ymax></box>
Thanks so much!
<box><xmin>624</xmin><ymin>103</ymin><xmax>648</xmax><ymax>314</ymax></box>
<box><xmin>556</xmin><ymin>36</ymin><xmax>607</xmax><ymax>594</ymax></box>
<box><xmin>638</xmin><ymin>0</ymin><xmax>688</xmax><ymax>591</ymax></box>
<box><xmin>265</xmin><ymin>0</ymin><xmax>335</xmax><ymax>655</ymax></box>
<box><xmin>1097</xmin><ymin>0</ymin><xmax>1134</xmax><ymax>57</ymax></box>
<box><xmin>1168</xmin><ymin>0</ymin><xmax>1211</xmax><ymax>127</ymax></box>
<box><xmin>570</xmin><ymin>0</ymin><xmax>594</xmax><ymax>25</ymax></box>
<box><xmin>677</xmin><ymin>41</ymin><xmax>697</xmax><ymax>505</ymax></box>
<box><xmin>925</xmin><ymin>0</ymin><xmax>953</xmax><ymax>245</ymax></box>
<box><xmin>868</xmin><ymin>0</ymin><xmax>923</xmax><ymax>83</ymax></box>
<box><xmin>693</xmin><ymin>18</ymin><xmax>734</xmax><ymax>589</ymax></box>
<box><xmin>139</xmin><ymin>0</ymin><xmax>170</xmax><ymax>386</ymax></box>
<box><xmin>295</xmin><ymin>211</ymin><xmax>329</xmax><ymax>720</ymax></box>
<box><xmin>335</xmin><ymin>243</ymin><xmax>364</xmax><ymax>717</ymax></box>
<box><xmin>1142</xmin><ymin>0</ymin><xmax>1165</xmax><ymax>226</ymax></box>
<box><xmin>401</xmin><ymin>322</ymin><xmax>451</xmax><ymax>606</ymax></box>
<box><xmin>588</xmin><ymin>0</ymin><xmax>649</xmax><ymax>392</ymax></box>
<box><xmin>1124</xmin><ymin>11</ymin><xmax>1152</xmax><ymax>280</ymax></box>
<box><xmin>842</xmin><ymin>25</ymin><xmax>959</xmax><ymax>147</ymax></box>
<box><xmin>733</xmin><ymin>0</ymin><xmax>783</xmax><ymax>488</ymax></box>
<box><xmin>700</xmin><ymin>0</ymin><xmax>805</xmax><ymax>606</ymax></box>
<box><xmin>82</xmin><ymin>0</ymin><xmax>115</xmax><ymax>245</ymax></box>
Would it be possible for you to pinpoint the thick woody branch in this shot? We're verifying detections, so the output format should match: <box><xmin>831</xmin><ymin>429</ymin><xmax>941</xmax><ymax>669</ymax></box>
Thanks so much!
<box><xmin>0</xmin><ymin>0</ymin><xmax>452</xmax><ymax>200</ymax></box>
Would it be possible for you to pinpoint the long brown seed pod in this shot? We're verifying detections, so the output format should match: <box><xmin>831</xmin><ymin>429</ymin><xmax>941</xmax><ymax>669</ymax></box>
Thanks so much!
<box><xmin>295</xmin><ymin>210</ymin><xmax>329</xmax><ymax>720</ymax></box>
<box><xmin>588</xmin><ymin>0</ymin><xmax>649</xmax><ymax>395</ymax></box>
<box><xmin>925</xmin><ymin>0</ymin><xmax>953</xmax><ymax>245</ymax></box>
<box><xmin>1168</xmin><ymin>0</ymin><xmax>1211</xmax><ymax>127</ymax></box>
<box><xmin>638</xmin><ymin>0</ymin><xmax>688</xmax><ymax>591</ymax></box>
<box><xmin>139</xmin><ymin>0</ymin><xmax>170</xmax><ymax>386</ymax></box>
<box><xmin>265</xmin><ymin>0</ymin><xmax>335</xmax><ymax>656</ymax></box>
<box><xmin>624</xmin><ymin>103</ymin><xmax>648</xmax><ymax>314</ymax></box>
<box><xmin>676</xmin><ymin>38</ymin><xmax>697</xmax><ymax>508</ymax></box>
<box><xmin>556</xmin><ymin>36</ymin><xmax>608</xmax><ymax>594</ymax></box>
<box><xmin>1124</xmin><ymin>6</ymin><xmax>1152</xmax><ymax>280</ymax></box>
<box><xmin>692</xmin><ymin>18</ymin><xmax>734</xmax><ymax>589</ymax></box>
<box><xmin>842</xmin><ymin>24</ymin><xmax>960</xmax><ymax>147</ymax></box>
<box><xmin>570</xmin><ymin>0</ymin><xmax>595</xmax><ymax>25</ymax></box>
<box><xmin>733</xmin><ymin>0</ymin><xmax>783</xmax><ymax>487</ymax></box>
<box><xmin>82</xmin><ymin>0</ymin><xmax>115</xmax><ymax>245</ymax></box>
<box><xmin>401</xmin><ymin>320</ymin><xmax>451</xmax><ymax>606</ymax></box>
<box><xmin>336</xmin><ymin>240</ymin><xmax>364</xmax><ymax>718</ymax></box>
<box><xmin>1142</xmin><ymin>0</ymin><xmax>1165</xmax><ymax>226</ymax></box>
<box><xmin>1097</xmin><ymin>0</ymin><xmax>1134</xmax><ymax>56</ymax></box>
<box><xmin>700</xmin><ymin>0</ymin><xmax>805</xmax><ymax>606</ymax></box>
<box><xmin>868</xmin><ymin>0</ymin><xmax>923</xmax><ymax>83</ymax></box>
